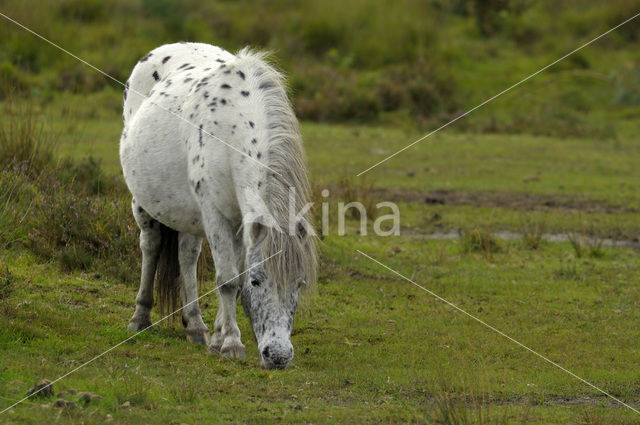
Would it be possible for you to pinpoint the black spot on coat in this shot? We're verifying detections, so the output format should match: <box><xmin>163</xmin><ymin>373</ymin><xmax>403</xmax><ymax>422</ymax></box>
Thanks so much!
<box><xmin>162</xmin><ymin>56</ymin><xmax>171</xmax><ymax>64</ymax></box>
<box><xmin>152</xmin><ymin>71</ymin><xmax>160</xmax><ymax>81</ymax></box>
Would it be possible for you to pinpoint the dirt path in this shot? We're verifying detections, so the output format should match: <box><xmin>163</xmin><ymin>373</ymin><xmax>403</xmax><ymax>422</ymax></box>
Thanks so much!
<box><xmin>403</xmin><ymin>229</ymin><xmax>640</xmax><ymax>250</ymax></box>
<box><xmin>372</xmin><ymin>188</ymin><xmax>637</xmax><ymax>214</ymax></box>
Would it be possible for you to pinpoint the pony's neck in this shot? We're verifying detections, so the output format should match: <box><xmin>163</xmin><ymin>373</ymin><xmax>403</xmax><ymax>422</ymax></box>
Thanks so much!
<box><xmin>230</xmin><ymin>50</ymin><xmax>310</xmax><ymax>232</ymax></box>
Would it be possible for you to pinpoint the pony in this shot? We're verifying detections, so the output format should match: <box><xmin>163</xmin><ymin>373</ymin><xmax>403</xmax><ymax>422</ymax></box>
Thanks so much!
<box><xmin>119</xmin><ymin>43</ymin><xmax>316</xmax><ymax>369</ymax></box>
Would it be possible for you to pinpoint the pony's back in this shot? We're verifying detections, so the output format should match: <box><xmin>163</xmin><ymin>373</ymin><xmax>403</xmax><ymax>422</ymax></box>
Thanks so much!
<box><xmin>122</xmin><ymin>43</ymin><xmax>233</xmax><ymax>125</ymax></box>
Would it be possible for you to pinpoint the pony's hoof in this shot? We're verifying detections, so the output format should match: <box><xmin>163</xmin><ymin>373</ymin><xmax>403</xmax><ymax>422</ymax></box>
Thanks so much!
<box><xmin>220</xmin><ymin>341</ymin><xmax>246</xmax><ymax>359</ymax></box>
<box><xmin>127</xmin><ymin>319</ymin><xmax>151</xmax><ymax>332</ymax></box>
<box><xmin>186</xmin><ymin>329</ymin><xmax>210</xmax><ymax>345</ymax></box>
<box><xmin>208</xmin><ymin>341</ymin><xmax>222</xmax><ymax>354</ymax></box>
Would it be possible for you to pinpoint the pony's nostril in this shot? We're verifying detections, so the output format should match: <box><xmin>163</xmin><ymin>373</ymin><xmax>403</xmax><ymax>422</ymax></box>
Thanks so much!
<box><xmin>262</xmin><ymin>346</ymin><xmax>270</xmax><ymax>359</ymax></box>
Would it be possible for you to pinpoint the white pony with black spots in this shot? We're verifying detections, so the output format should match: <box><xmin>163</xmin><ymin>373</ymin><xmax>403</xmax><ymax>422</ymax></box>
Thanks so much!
<box><xmin>120</xmin><ymin>43</ymin><xmax>316</xmax><ymax>369</ymax></box>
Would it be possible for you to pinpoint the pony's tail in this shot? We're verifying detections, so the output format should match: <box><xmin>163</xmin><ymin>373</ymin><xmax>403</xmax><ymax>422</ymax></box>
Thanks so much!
<box><xmin>155</xmin><ymin>224</ymin><xmax>182</xmax><ymax>321</ymax></box>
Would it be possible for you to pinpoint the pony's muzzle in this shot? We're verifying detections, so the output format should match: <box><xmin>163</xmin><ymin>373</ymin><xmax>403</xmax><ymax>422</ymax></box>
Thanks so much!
<box><xmin>259</xmin><ymin>339</ymin><xmax>294</xmax><ymax>369</ymax></box>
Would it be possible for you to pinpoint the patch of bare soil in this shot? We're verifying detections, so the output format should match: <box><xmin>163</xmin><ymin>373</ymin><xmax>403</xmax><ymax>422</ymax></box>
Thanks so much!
<box><xmin>442</xmin><ymin>394</ymin><xmax>633</xmax><ymax>408</ymax></box>
<box><xmin>493</xmin><ymin>394</ymin><xmax>632</xmax><ymax>408</ymax></box>
<box><xmin>373</xmin><ymin>188</ymin><xmax>636</xmax><ymax>214</ymax></box>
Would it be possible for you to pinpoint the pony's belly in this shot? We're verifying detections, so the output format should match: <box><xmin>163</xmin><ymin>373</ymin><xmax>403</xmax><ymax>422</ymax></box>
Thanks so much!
<box><xmin>121</xmin><ymin>133</ymin><xmax>205</xmax><ymax>237</ymax></box>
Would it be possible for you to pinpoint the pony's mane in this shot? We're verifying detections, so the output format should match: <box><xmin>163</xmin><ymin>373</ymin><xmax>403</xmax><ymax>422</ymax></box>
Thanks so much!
<box><xmin>235</xmin><ymin>48</ymin><xmax>317</xmax><ymax>297</ymax></box>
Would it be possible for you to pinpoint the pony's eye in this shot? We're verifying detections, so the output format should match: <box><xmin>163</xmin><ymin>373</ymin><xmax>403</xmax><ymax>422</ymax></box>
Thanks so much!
<box><xmin>251</xmin><ymin>279</ymin><xmax>261</xmax><ymax>287</ymax></box>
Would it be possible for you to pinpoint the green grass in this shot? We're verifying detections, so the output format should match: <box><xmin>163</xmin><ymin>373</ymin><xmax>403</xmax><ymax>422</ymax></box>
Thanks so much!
<box><xmin>301</xmin><ymin>122</ymin><xmax>640</xmax><ymax>206</ymax></box>
<box><xmin>0</xmin><ymin>94</ymin><xmax>639</xmax><ymax>423</ymax></box>
<box><xmin>1</xmin><ymin>235</ymin><xmax>640</xmax><ymax>423</ymax></box>
<box><xmin>1</xmin><ymin>1</ymin><xmax>640</xmax><ymax>422</ymax></box>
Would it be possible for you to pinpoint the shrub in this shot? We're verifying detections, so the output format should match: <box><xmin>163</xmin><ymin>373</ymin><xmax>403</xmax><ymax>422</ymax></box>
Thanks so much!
<box><xmin>0</xmin><ymin>61</ymin><xmax>30</xmax><ymax>96</ymax></box>
<box><xmin>58</xmin><ymin>0</ymin><xmax>106</xmax><ymax>23</ymax></box>
<box><xmin>0</xmin><ymin>157</ymin><xmax>139</xmax><ymax>284</ymax></box>
<box><xmin>0</xmin><ymin>101</ymin><xmax>139</xmax><ymax>284</ymax></box>
<box><xmin>4</xmin><ymin>37</ymin><xmax>44</xmax><ymax>73</ymax></box>
<box><xmin>57</xmin><ymin>156</ymin><xmax>118</xmax><ymax>195</ymax></box>
<box><xmin>292</xmin><ymin>60</ymin><xmax>457</xmax><ymax>123</ymax></box>
<box><xmin>141</xmin><ymin>0</ymin><xmax>185</xmax><ymax>38</ymax></box>
<box><xmin>612</xmin><ymin>62</ymin><xmax>640</xmax><ymax>106</ymax></box>
<box><xmin>605</xmin><ymin>0</ymin><xmax>640</xmax><ymax>42</ymax></box>
<box><xmin>301</xmin><ymin>20</ymin><xmax>345</xmax><ymax>56</ymax></box>
<box><xmin>292</xmin><ymin>66</ymin><xmax>381</xmax><ymax>122</ymax></box>
<box><xmin>53</xmin><ymin>63</ymin><xmax>111</xmax><ymax>93</ymax></box>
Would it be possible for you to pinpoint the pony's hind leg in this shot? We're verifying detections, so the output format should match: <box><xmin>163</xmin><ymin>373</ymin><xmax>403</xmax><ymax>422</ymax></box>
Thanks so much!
<box><xmin>203</xmin><ymin>209</ymin><xmax>245</xmax><ymax>359</ymax></box>
<box><xmin>178</xmin><ymin>232</ymin><xmax>210</xmax><ymax>345</ymax></box>
<box><xmin>128</xmin><ymin>200</ymin><xmax>161</xmax><ymax>331</ymax></box>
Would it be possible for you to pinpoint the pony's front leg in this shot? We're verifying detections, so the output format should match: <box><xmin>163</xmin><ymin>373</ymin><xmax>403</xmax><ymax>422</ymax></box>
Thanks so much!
<box><xmin>203</xmin><ymin>211</ymin><xmax>245</xmax><ymax>359</ymax></box>
<box><xmin>178</xmin><ymin>232</ymin><xmax>210</xmax><ymax>345</ymax></box>
<box><xmin>128</xmin><ymin>201</ymin><xmax>161</xmax><ymax>331</ymax></box>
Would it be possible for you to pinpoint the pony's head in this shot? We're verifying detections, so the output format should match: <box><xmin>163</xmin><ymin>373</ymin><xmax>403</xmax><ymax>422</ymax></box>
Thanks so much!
<box><xmin>241</xmin><ymin>217</ymin><xmax>316</xmax><ymax>369</ymax></box>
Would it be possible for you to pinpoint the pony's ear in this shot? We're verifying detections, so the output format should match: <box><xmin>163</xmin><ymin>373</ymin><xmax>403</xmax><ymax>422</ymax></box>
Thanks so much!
<box><xmin>243</xmin><ymin>209</ymin><xmax>277</xmax><ymax>245</ymax></box>
<box><xmin>296</xmin><ymin>221</ymin><xmax>307</xmax><ymax>239</ymax></box>
<box><xmin>250</xmin><ymin>220</ymin><xmax>268</xmax><ymax>246</ymax></box>
<box><xmin>295</xmin><ymin>218</ymin><xmax>313</xmax><ymax>240</ymax></box>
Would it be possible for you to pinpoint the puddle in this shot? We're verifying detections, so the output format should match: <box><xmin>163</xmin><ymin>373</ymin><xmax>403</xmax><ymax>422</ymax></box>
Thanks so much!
<box><xmin>405</xmin><ymin>229</ymin><xmax>640</xmax><ymax>250</ymax></box>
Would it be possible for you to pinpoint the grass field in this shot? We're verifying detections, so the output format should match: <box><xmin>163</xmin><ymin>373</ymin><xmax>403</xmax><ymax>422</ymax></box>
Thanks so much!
<box><xmin>0</xmin><ymin>91</ymin><xmax>639</xmax><ymax>423</ymax></box>
<box><xmin>2</xmin><ymin>235</ymin><xmax>640</xmax><ymax>424</ymax></box>
<box><xmin>2</xmin><ymin>1</ymin><xmax>640</xmax><ymax>423</ymax></box>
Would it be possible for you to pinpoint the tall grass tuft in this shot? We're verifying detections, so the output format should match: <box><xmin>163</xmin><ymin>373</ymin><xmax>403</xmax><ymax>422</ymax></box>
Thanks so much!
<box><xmin>0</xmin><ymin>98</ymin><xmax>56</xmax><ymax>174</ymax></box>
<box><xmin>459</xmin><ymin>226</ymin><xmax>501</xmax><ymax>258</ymax></box>
<box><xmin>553</xmin><ymin>262</ymin><xmax>583</xmax><ymax>282</ymax></box>
<box><xmin>310</xmin><ymin>176</ymin><xmax>381</xmax><ymax>235</ymax></box>
<box><xmin>0</xmin><ymin>263</ymin><xmax>14</xmax><ymax>301</ymax></box>
<box><xmin>334</xmin><ymin>176</ymin><xmax>380</xmax><ymax>220</ymax></box>
<box><xmin>567</xmin><ymin>224</ymin><xmax>605</xmax><ymax>258</ymax></box>
<box><xmin>425</xmin><ymin>382</ymin><xmax>512</xmax><ymax>425</ymax></box>
<box><xmin>520</xmin><ymin>218</ymin><xmax>547</xmax><ymax>250</ymax></box>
